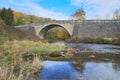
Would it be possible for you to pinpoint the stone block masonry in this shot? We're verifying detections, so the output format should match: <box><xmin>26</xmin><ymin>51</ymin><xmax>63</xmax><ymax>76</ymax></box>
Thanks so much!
<box><xmin>73</xmin><ymin>20</ymin><xmax>120</xmax><ymax>38</ymax></box>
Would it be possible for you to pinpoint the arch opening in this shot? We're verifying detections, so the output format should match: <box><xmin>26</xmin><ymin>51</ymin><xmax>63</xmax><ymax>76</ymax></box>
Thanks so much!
<box><xmin>39</xmin><ymin>24</ymin><xmax>71</xmax><ymax>41</ymax></box>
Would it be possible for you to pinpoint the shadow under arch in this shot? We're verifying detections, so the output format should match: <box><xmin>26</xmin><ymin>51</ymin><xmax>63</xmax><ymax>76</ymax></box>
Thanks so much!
<box><xmin>39</xmin><ymin>24</ymin><xmax>71</xmax><ymax>39</ymax></box>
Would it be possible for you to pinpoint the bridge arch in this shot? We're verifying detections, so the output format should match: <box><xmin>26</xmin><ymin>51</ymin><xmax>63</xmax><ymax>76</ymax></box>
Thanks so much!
<box><xmin>39</xmin><ymin>24</ymin><xmax>71</xmax><ymax>39</ymax></box>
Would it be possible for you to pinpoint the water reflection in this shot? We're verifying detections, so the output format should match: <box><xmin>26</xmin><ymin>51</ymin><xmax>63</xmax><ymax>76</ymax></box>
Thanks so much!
<box><xmin>39</xmin><ymin>60</ymin><xmax>120</xmax><ymax>80</ymax></box>
<box><xmin>82</xmin><ymin>62</ymin><xmax>120</xmax><ymax>80</ymax></box>
<box><xmin>71</xmin><ymin>60</ymin><xmax>85</xmax><ymax>72</ymax></box>
<box><xmin>39</xmin><ymin>61</ymin><xmax>80</xmax><ymax>80</ymax></box>
<box><xmin>113</xmin><ymin>62</ymin><xmax>120</xmax><ymax>71</ymax></box>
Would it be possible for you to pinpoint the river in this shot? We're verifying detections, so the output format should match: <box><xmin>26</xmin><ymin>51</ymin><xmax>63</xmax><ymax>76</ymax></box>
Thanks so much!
<box><xmin>39</xmin><ymin>42</ymin><xmax>120</xmax><ymax>80</ymax></box>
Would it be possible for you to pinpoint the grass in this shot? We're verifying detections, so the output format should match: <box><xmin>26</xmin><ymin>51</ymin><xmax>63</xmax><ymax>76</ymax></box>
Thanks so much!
<box><xmin>0</xmin><ymin>56</ymin><xmax>43</xmax><ymax>80</ymax></box>
<box><xmin>0</xmin><ymin>40</ymin><xmax>65</xmax><ymax>80</ymax></box>
<box><xmin>0</xmin><ymin>40</ymin><xmax>65</xmax><ymax>56</ymax></box>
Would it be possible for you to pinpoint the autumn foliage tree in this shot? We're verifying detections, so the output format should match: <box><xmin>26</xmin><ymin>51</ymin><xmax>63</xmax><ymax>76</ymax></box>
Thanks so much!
<box><xmin>44</xmin><ymin>27</ymin><xmax>70</xmax><ymax>41</ymax></box>
<box><xmin>56</xmin><ymin>27</ymin><xmax>70</xmax><ymax>40</ymax></box>
<box><xmin>13</xmin><ymin>11</ymin><xmax>51</xmax><ymax>25</ymax></box>
<box><xmin>72</xmin><ymin>8</ymin><xmax>86</xmax><ymax>20</ymax></box>
<box><xmin>113</xmin><ymin>9</ymin><xmax>120</xmax><ymax>20</ymax></box>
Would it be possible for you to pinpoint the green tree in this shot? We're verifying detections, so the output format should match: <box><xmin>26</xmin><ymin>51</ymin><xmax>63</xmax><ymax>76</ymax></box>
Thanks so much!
<box><xmin>29</xmin><ymin>15</ymin><xmax>34</xmax><ymax>23</ymax></box>
<box><xmin>15</xmin><ymin>16</ymin><xmax>25</xmax><ymax>26</ymax></box>
<box><xmin>113</xmin><ymin>9</ymin><xmax>120</xmax><ymax>20</ymax></box>
<box><xmin>72</xmin><ymin>8</ymin><xmax>86</xmax><ymax>20</ymax></box>
<box><xmin>0</xmin><ymin>10</ymin><xmax>5</xmax><ymax>25</ymax></box>
<box><xmin>0</xmin><ymin>8</ymin><xmax>6</xmax><ymax>21</ymax></box>
<box><xmin>0</xmin><ymin>8</ymin><xmax>14</xmax><ymax>26</ymax></box>
<box><xmin>7</xmin><ymin>8</ymin><xmax>14</xmax><ymax>25</ymax></box>
<box><xmin>0</xmin><ymin>9</ymin><xmax>1</xmax><ymax>18</ymax></box>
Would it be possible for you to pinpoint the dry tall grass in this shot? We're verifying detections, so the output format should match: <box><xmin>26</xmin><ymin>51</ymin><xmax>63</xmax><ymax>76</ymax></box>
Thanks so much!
<box><xmin>0</xmin><ymin>56</ymin><xmax>42</xmax><ymax>80</ymax></box>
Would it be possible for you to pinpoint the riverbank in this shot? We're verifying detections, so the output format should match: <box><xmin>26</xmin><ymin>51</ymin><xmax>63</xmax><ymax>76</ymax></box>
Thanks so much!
<box><xmin>0</xmin><ymin>40</ymin><xmax>65</xmax><ymax>80</ymax></box>
<box><xmin>1</xmin><ymin>40</ymin><xmax>120</xmax><ymax>80</ymax></box>
<box><xmin>42</xmin><ymin>52</ymin><xmax>120</xmax><ymax>62</ymax></box>
<box><xmin>67</xmin><ymin>37</ymin><xmax>120</xmax><ymax>45</ymax></box>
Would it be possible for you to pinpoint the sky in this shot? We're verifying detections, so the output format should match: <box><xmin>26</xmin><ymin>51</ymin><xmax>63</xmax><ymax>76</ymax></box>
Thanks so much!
<box><xmin>0</xmin><ymin>0</ymin><xmax>120</xmax><ymax>20</ymax></box>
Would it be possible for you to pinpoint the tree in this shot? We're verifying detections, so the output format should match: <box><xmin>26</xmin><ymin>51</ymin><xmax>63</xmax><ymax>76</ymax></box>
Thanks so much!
<box><xmin>72</xmin><ymin>8</ymin><xmax>86</xmax><ymax>20</ymax></box>
<box><xmin>0</xmin><ymin>8</ymin><xmax>14</xmax><ymax>26</ymax></box>
<box><xmin>0</xmin><ymin>8</ymin><xmax>6</xmax><ymax>21</ymax></box>
<box><xmin>0</xmin><ymin>9</ymin><xmax>1</xmax><ymax>18</ymax></box>
<box><xmin>29</xmin><ymin>15</ymin><xmax>34</xmax><ymax>23</ymax></box>
<box><xmin>0</xmin><ymin>10</ymin><xmax>5</xmax><ymax>25</ymax></box>
<box><xmin>56</xmin><ymin>27</ymin><xmax>70</xmax><ymax>40</ymax></box>
<box><xmin>15</xmin><ymin>16</ymin><xmax>25</xmax><ymax>26</ymax></box>
<box><xmin>7</xmin><ymin>8</ymin><xmax>14</xmax><ymax>25</ymax></box>
<box><xmin>113</xmin><ymin>9</ymin><xmax>120</xmax><ymax>20</ymax></box>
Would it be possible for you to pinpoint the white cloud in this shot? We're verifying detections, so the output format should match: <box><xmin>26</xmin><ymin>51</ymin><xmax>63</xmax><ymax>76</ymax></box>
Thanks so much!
<box><xmin>0</xmin><ymin>0</ymin><xmax>69</xmax><ymax>20</ymax></box>
<box><xmin>27</xmin><ymin>3</ymin><xmax>69</xmax><ymax>20</ymax></box>
<box><xmin>71</xmin><ymin>0</ymin><xmax>120</xmax><ymax>19</ymax></box>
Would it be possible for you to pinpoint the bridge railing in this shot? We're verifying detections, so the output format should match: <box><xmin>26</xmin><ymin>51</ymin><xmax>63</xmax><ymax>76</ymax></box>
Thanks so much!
<box><xmin>76</xmin><ymin>20</ymin><xmax>120</xmax><ymax>23</ymax></box>
<box><xmin>16</xmin><ymin>20</ymin><xmax>120</xmax><ymax>27</ymax></box>
<box><xmin>31</xmin><ymin>20</ymin><xmax>75</xmax><ymax>26</ymax></box>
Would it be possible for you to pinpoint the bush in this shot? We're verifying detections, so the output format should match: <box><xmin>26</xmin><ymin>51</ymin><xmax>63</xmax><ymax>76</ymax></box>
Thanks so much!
<box><xmin>0</xmin><ymin>18</ymin><xmax>5</xmax><ymax>26</ymax></box>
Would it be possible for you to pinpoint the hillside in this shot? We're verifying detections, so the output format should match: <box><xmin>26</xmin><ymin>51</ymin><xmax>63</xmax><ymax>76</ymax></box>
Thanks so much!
<box><xmin>13</xmin><ymin>11</ymin><xmax>51</xmax><ymax>25</ymax></box>
<box><xmin>0</xmin><ymin>8</ymin><xmax>51</xmax><ymax>26</ymax></box>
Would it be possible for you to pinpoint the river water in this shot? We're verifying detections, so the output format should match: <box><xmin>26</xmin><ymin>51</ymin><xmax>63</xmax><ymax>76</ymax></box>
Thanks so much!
<box><xmin>64</xmin><ymin>42</ymin><xmax>120</xmax><ymax>53</ymax></box>
<box><xmin>39</xmin><ymin>43</ymin><xmax>120</xmax><ymax>80</ymax></box>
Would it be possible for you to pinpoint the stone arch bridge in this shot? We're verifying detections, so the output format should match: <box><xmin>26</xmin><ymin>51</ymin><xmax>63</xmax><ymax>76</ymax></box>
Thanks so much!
<box><xmin>33</xmin><ymin>20</ymin><xmax>74</xmax><ymax>39</ymax></box>
<box><xmin>16</xmin><ymin>20</ymin><xmax>120</xmax><ymax>39</ymax></box>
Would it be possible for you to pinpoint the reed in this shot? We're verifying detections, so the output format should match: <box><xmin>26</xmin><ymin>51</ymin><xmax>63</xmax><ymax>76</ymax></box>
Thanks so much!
<box><xmin>0</xmin><ymin>56</ymin><xmax>42</xmax><ymax>80</ymax></box>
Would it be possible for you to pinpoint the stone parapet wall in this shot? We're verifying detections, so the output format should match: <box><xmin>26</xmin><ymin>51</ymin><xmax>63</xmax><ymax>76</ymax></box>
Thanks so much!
<box><xmin>73</xmin><ymin>20</ymin><xmax>120</xmax><ymax>38</ymax></box>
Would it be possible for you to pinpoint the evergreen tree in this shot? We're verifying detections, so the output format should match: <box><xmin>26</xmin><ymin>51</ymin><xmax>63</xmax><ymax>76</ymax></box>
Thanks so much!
<box><xmin>0</xmin><ymin>8</ymin><xmax>6</xmax><ymax>21</ymax></box>
<box><xmin>7</xmin><ymin>8</ymin><xmax>14</xmax><ymax>25</ymax></box>
<box><xmin>0</xmin><ymin>8</ymin><xmax>14</xmax><ymax>26</ymax></box>
<box><xmin>0</xmin><ymin>9</ymin><xmax>1</xmax><ymax>18</ymax></box>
